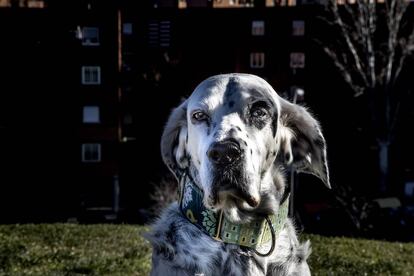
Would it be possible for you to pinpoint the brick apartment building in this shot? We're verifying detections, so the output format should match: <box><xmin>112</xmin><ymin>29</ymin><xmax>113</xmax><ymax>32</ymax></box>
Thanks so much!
<box><xmin>0</xmin><ymin>0</ymin><xmax>413</xmax><ymax>224</ymax></box>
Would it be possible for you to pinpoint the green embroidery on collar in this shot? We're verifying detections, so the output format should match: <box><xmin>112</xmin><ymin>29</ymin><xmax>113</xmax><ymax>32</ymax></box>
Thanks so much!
<box><xmin>179</xmin><ymin>172</ymin><xmax>289</xmax><ymax>250</ymax></box>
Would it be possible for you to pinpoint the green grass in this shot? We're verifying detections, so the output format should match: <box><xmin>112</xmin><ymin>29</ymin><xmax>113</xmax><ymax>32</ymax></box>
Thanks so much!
<box><xmin>0</xmin><ymin>224</ymin><xmax>413</xmax><ymax>275</ymax></box>
<box><xmin>304</xmin><ymin>234</ymin><xmax>414</xmax><ymax>276</ymax></box>
<box><xmin>0</xmin><ymin>224</ymin><xmax>151</xmax><ymax>275</ymax></box>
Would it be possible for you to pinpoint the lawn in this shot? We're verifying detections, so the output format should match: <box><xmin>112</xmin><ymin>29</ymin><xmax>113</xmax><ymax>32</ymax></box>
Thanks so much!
<box><xmin>0</xmin><ymin>224</ymin><xmax>413</xmax><ymax>275</ymax></box>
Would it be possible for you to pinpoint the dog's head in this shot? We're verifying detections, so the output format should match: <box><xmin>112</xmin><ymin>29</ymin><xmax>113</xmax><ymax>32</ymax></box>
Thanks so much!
<box><xmin>161</xmin><ymin>74</ymin><xmax>329</xmax><ymax>222</ymax></box>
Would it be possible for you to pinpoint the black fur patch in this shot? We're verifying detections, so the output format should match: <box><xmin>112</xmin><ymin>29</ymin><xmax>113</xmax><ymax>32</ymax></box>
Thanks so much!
<box><xmin>285</xmin><ymin>152</ymin><xmax>291</xmax><ymax>162</ymax></box>
<box><xmin>156</xmin><ymin>245</ymin><xmax>174</xmax><ymax>261</ymax></box>
<box><xmin>271</xmin><ymin>102</ymin><xmax>279</xmax><ymax>137</ymax></box>
<box><xmin>179</xmin><ymin>156</ymin><xmax>187</xmax><ymax>165</ymax></box>
<box><xmin>297</xmin><ymin>254</ymin><xmax>303</xmax><ymax>263</ymax></box>
<box><xmin>166</xmin><ymin>223</ymin><xmax>177</xmax><ymax>247</ymax></box>
<box><xmin>314</xmin><ymin>136</ymin><xmax>325</xmax><ymax>147</ymax></box>
<box><xmin>271</xmin><ymin>115</ymin><xmax>278</xmax><ymax>137</ymax></box>
<box><xmin>249</xmin><ymin>101</ymin><xmax>272</xmax><ymax>131</ymax></box>
<box><xmin>237</xmin><ymin>253</ymin><xmax>250</xmax><ymax>272</ymax></box>
<box><xmin>224</xmin><ymin>77</ymin><xmax>240</xmax><ymax>102</ymax></box>
<box><xmin>211</xmin><ymin>252</ymin><xmax>223</xmax><ymax>269</ymax></box>
<box><xmin>260</xmin><ymin>170</ymin><xmax>266</xmax><ymax>179</ymax></box>
<box><xmin>251</xmin><ymin>255</ymin><xmax>266</xmax><ymax>274</ymax></box>
<box><xmin>222</xmin><ymin>257</ymin><xmax>232</xmax><ymax>275</ymax></box>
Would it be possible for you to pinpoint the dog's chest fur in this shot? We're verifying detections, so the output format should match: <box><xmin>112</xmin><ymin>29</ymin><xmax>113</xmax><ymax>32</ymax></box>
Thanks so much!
<box><xmin>145</xmin><ymin>203</ymin><xmax>311</xmax><ymax>276</ymax></box>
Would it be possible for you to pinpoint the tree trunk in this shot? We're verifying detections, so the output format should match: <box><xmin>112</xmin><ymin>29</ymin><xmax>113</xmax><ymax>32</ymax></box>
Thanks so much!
<box><xmin>378</xmin><ymin>140</ymin><xmax>390</xmax><ymax>193</ymax></box>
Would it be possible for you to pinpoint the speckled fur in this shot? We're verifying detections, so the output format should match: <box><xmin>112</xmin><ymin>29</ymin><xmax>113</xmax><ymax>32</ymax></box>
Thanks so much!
<box><xmin>146</xmin><ymin>74</ymin><xmax>329</xmax><ymax>276</ymax></box>
<box><xmin>145</xmin><ymin>203</ymin><xmax>311</xmax><ymax>276</ymax></box>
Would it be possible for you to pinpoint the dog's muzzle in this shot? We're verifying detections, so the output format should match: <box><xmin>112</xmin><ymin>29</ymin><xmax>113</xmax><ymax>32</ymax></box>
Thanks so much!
<box><xmin>207</xmin><ymin>140</ymin><xmax>260</xmax><ymax>208</ymax></box>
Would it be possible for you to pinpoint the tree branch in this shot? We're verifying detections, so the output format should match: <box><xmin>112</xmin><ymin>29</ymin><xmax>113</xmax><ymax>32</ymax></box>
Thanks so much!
<box><xmin>330</xmin><ymin>0</ymin><xmax>369</xmax><ymax>88</ymax></box>
<box><xmin>393</xmin><ymin>25</ymin><xmax>414</xmax><ymax>88</ymax></box>
<box><xmin>315</xmin><ymin>39</ymin><xmax>364</xmax><ymax>97</ymax></box>
<box><xmin>365</xmin><ymin>0</ymin><xmax>376</xmax><ymax>88</ymax></box>
<box><xmin>384</xmin><ymin>0</ymin><xmax>408</xmax><ymax>89</ymax></box>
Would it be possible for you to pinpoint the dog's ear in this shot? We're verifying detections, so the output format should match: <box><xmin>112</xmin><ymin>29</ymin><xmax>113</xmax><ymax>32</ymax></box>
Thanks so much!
<box><xmin>160</xmin><ymin>99</ymin><xmax>189</xmax><ymax>179</ymax></box>
<box><xmin>278</xmin><ymin>98</ymin><xmax>330</xmax><ymax>188</ymax></box>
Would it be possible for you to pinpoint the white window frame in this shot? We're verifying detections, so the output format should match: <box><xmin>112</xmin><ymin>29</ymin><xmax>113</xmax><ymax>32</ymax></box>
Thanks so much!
<box><xmin>81</xmin><ymin>66</ymin><xmax>101</xmax><ymax>85</ymax></box>
<box><xmin>81</xmin><ymin>143</ymin><xmax>101</xmax><ymax>163</ymax></box>
<box><xmin>81</xmin><ymin>27</ymin><xmax>100</xmax><ymax>46</ymax></box>
<box><xmin>252</xmin><ymin>20</ymin><xmax>265</xmax><ymax>36</ymax></box>
<box><xmin>250</xmin><ymin>52</ymin><xmax>265</xmax><ymax>68</ymax></box>
<box><xmin>83</xmin><ymin>106</ymin><xmax>100</xmax><ymax>124</ymax></box>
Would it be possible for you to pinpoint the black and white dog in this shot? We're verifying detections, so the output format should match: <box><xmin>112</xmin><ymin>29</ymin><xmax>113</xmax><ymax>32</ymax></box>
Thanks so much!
<box><xmin>145</xmin><ymin>74</ymin><xmax>330</xmax><ymax>275</ymax></box>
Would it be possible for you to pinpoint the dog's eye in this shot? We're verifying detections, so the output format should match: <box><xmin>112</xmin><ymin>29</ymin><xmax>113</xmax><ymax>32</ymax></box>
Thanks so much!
<box><xmin>251</xmin><ymin>108</ymin><xmax>268</xmax><ymax>118</ymax></box>
<box><xmin>192</xmin><ymin>111</ymin><xmax>208</xmax><ymax>122</ymax></box>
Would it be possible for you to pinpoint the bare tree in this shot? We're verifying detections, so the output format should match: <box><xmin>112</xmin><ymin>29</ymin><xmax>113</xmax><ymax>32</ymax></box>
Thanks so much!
<box><xmin>319</xmin><ymin>0</ymin><xmax>414</xmax><ymax>192</ymax></box>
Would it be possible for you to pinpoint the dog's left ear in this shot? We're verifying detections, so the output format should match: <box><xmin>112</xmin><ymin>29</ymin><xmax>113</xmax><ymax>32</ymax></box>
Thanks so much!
<box><xmin>278</xmin><ymin>97</ymin><xmax>330</xmax><ymax>188</ymax></box>
<box><xmin>160</xmin><ymin>99</ymin><xmax>189</xmax><ymax>180</ymax></box>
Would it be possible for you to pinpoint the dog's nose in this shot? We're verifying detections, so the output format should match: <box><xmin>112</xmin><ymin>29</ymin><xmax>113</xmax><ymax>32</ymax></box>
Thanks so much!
<box><xmin>207</xmin><ymin>140</ymin><xmax>241</xmax><ymax>165</ymax></box>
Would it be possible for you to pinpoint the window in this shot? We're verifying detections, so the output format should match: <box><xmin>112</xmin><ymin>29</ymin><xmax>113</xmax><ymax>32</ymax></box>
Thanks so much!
<box><xmin>148</xmin><ymin>20</ymin><xmax>171</xmax><ymax>48</ymax></box>
<box><xmin>27</xmin><ymin>0</ymin><xmax>45</xmax><ymax>8</ymax></box>
<box><xmin>0</xmin><ymin>0</ymin><xmax>45</xmax><ymax>8</ymax></box>
<box><xmin>213</xmin><ymin>0</ymin><xmax>254</xmax><ymax>8</ymax></box>
<box><xmin>252</xmin><ymin>20</ymin><xmax>265</xmax><ymax>36</ymax></box>
<box><xmin>292</xmin><ymin>20</ymin><xmax>305</xmax><ymax>36</ymax></box>
<box><xmin>123</xmin><ymin>23</ymin><xmax>132</xmax><ymax>35</ymax></box>
<box><xmin>81</xmin><ymin>27</ymin><xmax>99</xmax><ymax>46</ymax></box>
<box><xmin>287</xmin><ymin>0</ymin><xmax>296</xmax><ymax>6</ymax></box>
<box><xmin>82</xmin><ymin>143</ymin><xmax>101</xmax><ymax>162</ymax></box>
<box><xmin>81</xmin><ymin>66</ymin><xmax>101</xmax><ymax>85</ymax></box>
<box><xmin>178</xmin><ymin>0</ymin><xmax>187</xmax><ymax>8</ymax></box>
<box><xmin>83</xmin><ymin>106</ymin><xmax>100</xmax><ymax>123</ymax></box>
<box><xmin>290</xmin><ymin>52</ymin><xmax>305</xmax><ymax>69</ymax></box>
<box><xmin>250</xmin><ymin>52</ymin><xmax>265</xmax><ymax>68</ymax></box>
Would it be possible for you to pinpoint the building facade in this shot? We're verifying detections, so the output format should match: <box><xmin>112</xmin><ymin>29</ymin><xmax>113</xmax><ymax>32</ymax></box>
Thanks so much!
<box><xmin>0</xmin><ymin>0</ymin><xmax>413</xmax><ymax>224</ymax></box>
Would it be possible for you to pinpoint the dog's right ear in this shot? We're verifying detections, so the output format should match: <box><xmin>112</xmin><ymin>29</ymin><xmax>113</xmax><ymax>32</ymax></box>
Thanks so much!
<box><xmin>277</xmin><ymin>97</ymin><xmax>330</xmax><ymax>188</ymax></box>
<box><xmin>160</xmin><ymin>99</ymin><xmax>189</xmax><ymax>179</ymax></box>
